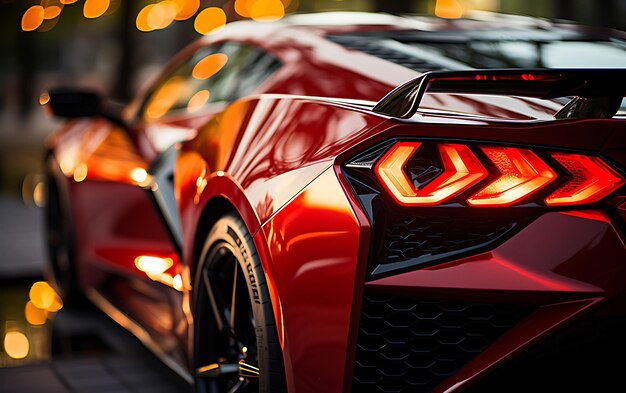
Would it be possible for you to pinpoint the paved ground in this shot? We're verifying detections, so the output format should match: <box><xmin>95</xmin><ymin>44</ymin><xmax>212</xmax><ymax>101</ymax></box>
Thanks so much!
<box><xmin>0</xmin><ymin>196</ymin><xmax>191</xmax><ymax>393</ymax></box>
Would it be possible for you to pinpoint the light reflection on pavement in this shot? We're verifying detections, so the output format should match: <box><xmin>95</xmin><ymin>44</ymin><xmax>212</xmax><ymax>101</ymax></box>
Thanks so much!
<box><xmin>0</xmin><ymin>196</ymin><xmax>191</xmax><ymax>392</ymax></box>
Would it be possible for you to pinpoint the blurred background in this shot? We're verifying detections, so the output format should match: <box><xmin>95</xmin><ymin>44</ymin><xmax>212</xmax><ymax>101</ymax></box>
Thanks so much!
<box><xmin>0</xmin><ymin>0</ymin><xmax>625</xmax><ymax>388</ymax></box>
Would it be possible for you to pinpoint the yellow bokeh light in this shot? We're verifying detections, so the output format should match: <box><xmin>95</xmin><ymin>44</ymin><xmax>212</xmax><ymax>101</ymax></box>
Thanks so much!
<box><xmin>83</xmin><ymin>0</ymin><xmax>110</xmax><ymax>19</ymax></box>
<box><xmin>187</xmin><ymin>90</ymin><xmax>210</xmax><ymax>113</ymax></box>
<box><xmin>194</xmin><ymin>7</ymin><xmax>226</xmax><ymax>35</ymax></box>
<box><xmin>60</xmin><ymin>0</ymin><xmax>78</xmax><ymax>4</ymax></box>
<box><xmin>145</xmin><ymin>76</ymin><xmax>185</xmax><ymax>120</ymax></box>
<box><xmin>4</xmin><ymin>331</ymin><xmax>29</xmax><ymax>360</ymax></box>
<box><xmin>29</xmin><ymin>281</ymin><xmax>57</xmax><ymax>309</ymax></box>
<box><xmin>73</xmin><ymin>164</ymin><xmax>88</xmax><ymax>182</ymax></box>
<box><xmin>44</xmin><ymin>5</ymin><xmax>62</xmax><ymax>20</ymax></box>
<box><xmin>192</xmin><ymin>53</ymin><xmax>228</xmax><ymax>80</ymax></box>
<box><xmin>174</xmin><ymin>0</ymin><xmax>199</xmax><ymax>20</ymax></box>
<box><xmin>135</xmin><ymin>256</ymin><xmax>174</xmax><ymax>275</ymax></box>
<box><xmin>25</xmin><ymin>301</ymin><xmax>48</xmax><ymax>326</ymax></box>
<box><xmin>21</xmin><ymin>5</ymin><xmax>45</xmax><ymax>32</ymax></box>
<box><xmin>435</xmin><ymin>0</ymin><xmax>463</xmax><ymax>19</ymax></box>
<box><xmin>250</xmin><ymin>0</ymin><xmax>284</xmax><ymax>22</ymax></box>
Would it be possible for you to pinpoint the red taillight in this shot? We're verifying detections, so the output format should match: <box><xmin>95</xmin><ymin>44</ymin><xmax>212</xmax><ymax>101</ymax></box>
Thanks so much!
<box><xmin>375</xmin><ymin>142</ymin><xmax>487</xmax><ymax>206</ymax></box>
<box><xmin>545</xmin><ymin>153</ymin><xmax>625</xmax><ymax>206</ymax></box>
<box><xmin>373</xmin><ymin>142</ymin><xmax>623</xmax><ymax>208</ymax></box>
<box><xmin>467</xmin><ymin>147</ymin><xmax>556</xmax><ymax>207</ymax></box>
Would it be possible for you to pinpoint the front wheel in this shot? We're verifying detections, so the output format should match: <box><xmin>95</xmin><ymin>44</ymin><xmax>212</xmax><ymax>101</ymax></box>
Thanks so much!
<box><xmin>193</xmin><ymin>214</ymin><xmax>286</xmax><ymax>393</ymax></box>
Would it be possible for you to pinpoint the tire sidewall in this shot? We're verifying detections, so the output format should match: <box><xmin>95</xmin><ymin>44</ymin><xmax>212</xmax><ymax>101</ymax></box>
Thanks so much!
<box><xmin>193</xmin><ymin>214</ymin><xmax>284</xmax><ymax>393</ymax></box>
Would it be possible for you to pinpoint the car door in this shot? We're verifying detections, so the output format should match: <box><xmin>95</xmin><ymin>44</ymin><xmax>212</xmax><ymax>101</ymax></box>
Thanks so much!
<box><xmin>86</xmin><ymin>41</ymin><xmax>283</xmax><ymax>365</ymax></box>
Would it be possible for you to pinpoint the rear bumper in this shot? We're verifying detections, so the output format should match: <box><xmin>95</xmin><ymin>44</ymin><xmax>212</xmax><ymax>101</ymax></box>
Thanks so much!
<box><xmin>359</xmin><ymin>210</ymin><xmax>626</xmax><ymax>392</ymax></box>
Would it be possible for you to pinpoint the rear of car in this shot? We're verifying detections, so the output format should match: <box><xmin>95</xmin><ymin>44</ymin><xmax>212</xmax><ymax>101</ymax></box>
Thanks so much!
<box><xmin>265</xmin><ymin>15</ymin><xmax>626</xmax><ymax>392</ymax></box>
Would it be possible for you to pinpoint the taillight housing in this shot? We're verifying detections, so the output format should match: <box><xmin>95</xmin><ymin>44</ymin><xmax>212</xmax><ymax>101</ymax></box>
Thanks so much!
<box><xmin>368</xmin><ymin>141</ymin><xmax>624</xmax><ymax>208</ymax></box>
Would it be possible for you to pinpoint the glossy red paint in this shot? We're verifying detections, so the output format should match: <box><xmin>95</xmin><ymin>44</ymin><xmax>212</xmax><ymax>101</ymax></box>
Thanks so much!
<box><xmin>44</xmin><ymin>12</ymin><xmax>626</xmax><ymax>393</ymax></box>
<box><xmin>258</xmin><ymin>168</ymin><xmax>364</xmax><ymax>393</ymax></box>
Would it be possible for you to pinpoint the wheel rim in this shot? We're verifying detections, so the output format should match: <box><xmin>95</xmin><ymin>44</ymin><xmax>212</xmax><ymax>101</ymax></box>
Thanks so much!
<box><xmin>196</xmin><ymin>243</ymin><xmax>260</xmax><ymax>393</ymax></box>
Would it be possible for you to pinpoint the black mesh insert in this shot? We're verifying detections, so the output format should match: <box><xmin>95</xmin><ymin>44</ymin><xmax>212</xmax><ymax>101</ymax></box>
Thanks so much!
<box><xmin>353</xmin><ymin>294</ymin><xmax>530</xmax><ymax>393</ymax></box>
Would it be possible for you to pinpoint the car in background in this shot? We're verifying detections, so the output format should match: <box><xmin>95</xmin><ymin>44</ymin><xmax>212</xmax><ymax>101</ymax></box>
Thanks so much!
<box><xmin>43</xmin><ymin>11</ymin><xmax>626</xmax><ymax>393</ymax></box>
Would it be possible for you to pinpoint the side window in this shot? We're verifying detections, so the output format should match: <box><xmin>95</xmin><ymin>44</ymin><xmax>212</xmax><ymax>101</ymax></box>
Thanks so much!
<box><xmin>141</xmin><ymin>42</ymin><xmax>281</xmax><ymax>122</ymax></box>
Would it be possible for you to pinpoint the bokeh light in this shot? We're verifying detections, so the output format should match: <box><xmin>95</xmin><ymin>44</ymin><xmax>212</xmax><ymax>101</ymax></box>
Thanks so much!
<box><xmin>174</xmin><ymin>0</ymin><xmax>199</xmax><ymax>20</ymax></box>
<box><xmin>43</xmin><ymin>5</ymin><xmax>62</xmax><ymax>20</ymax></box>
<box><xmin>250</xmin><ymin>0</ymin><xmax>285</xmax><ymax>22</ymax></box>
<box><xmin>25</xmin><ymin>301</ymin><xmax>48</xmax><ymax>326</ymax></box>
<box><xmin>73</xmin><ymin>164</ymin><xmax>88</xmax><ymax>182</ymax></box>
<box><xmin>435</xmin><ymin>0</ymin><xmax>463</xmax><ymax>19</ymax></box>
<box><xmin>83</xmin><ymin>0</ymin><xmax>110</xmax><ymax>19</ymax></box>
<box><xmin>145</xmin><ymin>76</ymin><xmax>185</xmax><ymax>119</ymax></box>
<box><xmin>173</xmin><ymin>274</ymin><xmax>183</xmax><ymax>291</ymax></box>
<box><xmin>29</xmin><ymin>281</ymin><xmax>56</xmax><ymax>309</ymax></box>
<box><xmin>234</xmin><ymin>0</ymin><xmax>253</xmax><ymax>18</ymax></box>
<box><xmin>148</xmin><ymin>1</ymin><xmax>178</xmax><ymax>30</ymax></box>
<box><xmin>136</xmin><ymin>4</ymin><xmax>155</xmax><ymax>32</ymax></box>
<box><xmin>135</xmin><ymin>256</ymin><xmax>174</xmax><ymax>275</ymax></box>
<box><xmin>4</xmin><ymin>331</ymin><xmax>30</xmax><ymax>360</ymax></box>
<box><xmin>194</xmin><ymin>7</ymin><xmax>227</xmax><ymax>35</ymax></box>
<box><xmin>60</xmin><ymin>0</ymin><xmax>78</xmax><ymax>4</ymax></box>
<box><xmin>192</xmin><ymin>53</ymin><xmax>228</xmax><ymax>80</ymax></box>
<box><xmin>21</xmin><ymin>5</ymin><xmax>45</xmax><ymax>32</ymax></box>
<box><xmin>187</xmin><ymin>90</ymin><xmax>210</xmax><ymax>113</ymax></box>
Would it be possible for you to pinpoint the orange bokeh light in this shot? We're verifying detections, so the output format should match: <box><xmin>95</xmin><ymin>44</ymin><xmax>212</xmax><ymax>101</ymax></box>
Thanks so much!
<box><xmin>25</xmin><ymin>301</ymin><xmax>48</xmax><ymax>326</ymax></box>
<box><xmin>187</xmin><ymin>89</ymin><xmax>211</xmax><ymax>113</ymax></box>
<box><xmin>21</xmin><ymin>5</ymin><xmax>45</xmax><ymax>31</ymax></box>
<box><xmin>60</xmin><ymin>0</ymin><xmax>78</xmax><ymax>4</ymax></box>
<box><xmin>435</xmin><ymin>0</ymin><xmax>463</xmax><ymax>19</ymax></box>
<box><xmin>29</xmin><ymin>281</ymin><xmax>56</xmax><ymax>309</ymax></box>
<box><xmin>192</xmin><ymin>53</ymin><xmax>228</xmax><ymax>80</ymax></box>
<box><xmin>194</xmin><ymin>7</ymin><xmax>227</xmax><ymax>35</ymax></box>
<box><xmin>250</xmin><ymin>0</ymin><xmax>285</xmax><ymax>22</ymax></box>
<box><xmin>145</xmin><ymin>76</ymin><xmax>186</xmax><ymax>120</ymax></box>
<box><xmin>44</xmin><ymin>5</ymin><xmax>62</xmax><ymax>20</ymax></box>
<box><xmin>83</xmin><ymin>0</ymin><xmax>110</xmax><ymax>19</ymax></box>
<box><xmin>136</xmin><ymin>4</ymin><xmax>155</xmax><ymax>32</ymax></box>
<box><xmin>174</xmin><ymin>0</ymin><xmax>200</xmax><ymax>20</ymax></box>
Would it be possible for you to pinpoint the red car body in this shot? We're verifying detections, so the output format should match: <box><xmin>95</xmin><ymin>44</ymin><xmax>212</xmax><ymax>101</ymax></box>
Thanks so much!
<box><xmin>45</xmin><ymin>12</ymin><xmax>626</xmax><ymax>393</ymax></box>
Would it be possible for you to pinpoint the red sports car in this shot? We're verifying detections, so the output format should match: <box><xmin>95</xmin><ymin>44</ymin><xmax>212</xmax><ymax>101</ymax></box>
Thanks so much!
<box><xmin>43</xmin><ymin>12</ymin><xmax>626</xmax><ymax>393</ymax></box>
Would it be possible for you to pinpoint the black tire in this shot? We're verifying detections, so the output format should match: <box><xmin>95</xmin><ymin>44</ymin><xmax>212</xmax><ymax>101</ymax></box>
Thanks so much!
<box><xmin>194</xmin><ymin>213</ymin><xmax>286</xmax><ymax>393</ymax></box>
<box><xmin>45</xmin><ymin>165</ymin><xmax>82</xmax><ymax>305</ymax></box>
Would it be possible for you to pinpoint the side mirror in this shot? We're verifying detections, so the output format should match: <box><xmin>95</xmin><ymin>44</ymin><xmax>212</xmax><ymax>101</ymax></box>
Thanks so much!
<box><xmin>42</xmin><ymin>87</ymin><xmax>129</xmax><ymax>130</ymax></box>
<box><xmin>44</xmin><ymin>87</ymin><xmax>101</xmax><ymax>118</ymax></box>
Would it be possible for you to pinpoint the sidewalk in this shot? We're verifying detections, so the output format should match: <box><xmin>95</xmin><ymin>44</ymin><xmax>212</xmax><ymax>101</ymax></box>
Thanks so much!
<box><xmin>0</xmin><ymin>195</ymin><xmax>46</xmax><ymax>278</ymax></box>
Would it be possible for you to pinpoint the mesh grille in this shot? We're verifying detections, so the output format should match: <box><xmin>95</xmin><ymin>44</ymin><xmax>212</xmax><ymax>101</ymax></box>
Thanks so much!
<box><xmin>353</xmin><ymin>294</ymin><xmax>530</xmax><ymax>393</ymax></box>
<box><xmin>383</xmin><ymin>214</ymin><xmax>516</xmax><ymax>264</ymax></box>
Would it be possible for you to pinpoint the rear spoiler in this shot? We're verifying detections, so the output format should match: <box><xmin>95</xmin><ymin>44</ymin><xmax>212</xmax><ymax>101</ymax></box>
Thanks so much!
<box><xmin>373</xmin><ymin>69</ymin><xmax>626</xmax><ymax>120</ymax></box>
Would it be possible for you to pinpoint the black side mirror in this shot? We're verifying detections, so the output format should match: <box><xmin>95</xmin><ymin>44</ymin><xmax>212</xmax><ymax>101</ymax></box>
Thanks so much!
<box><xmin>44</xmin><ymin>87</ymin><xmax>101</xmax><ymax>118</ymax></box>
<box><xmin>42</xmin><ymin>87</ymin><xmax>129</xmax><ymax>130</ymax></box>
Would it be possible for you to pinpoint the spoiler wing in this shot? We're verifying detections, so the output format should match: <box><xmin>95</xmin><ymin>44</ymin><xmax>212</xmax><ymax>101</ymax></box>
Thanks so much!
<box><xmin>373</xmin><ymin>69</ymin><xmax>626</xmax><ymax>120</ymax></box>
